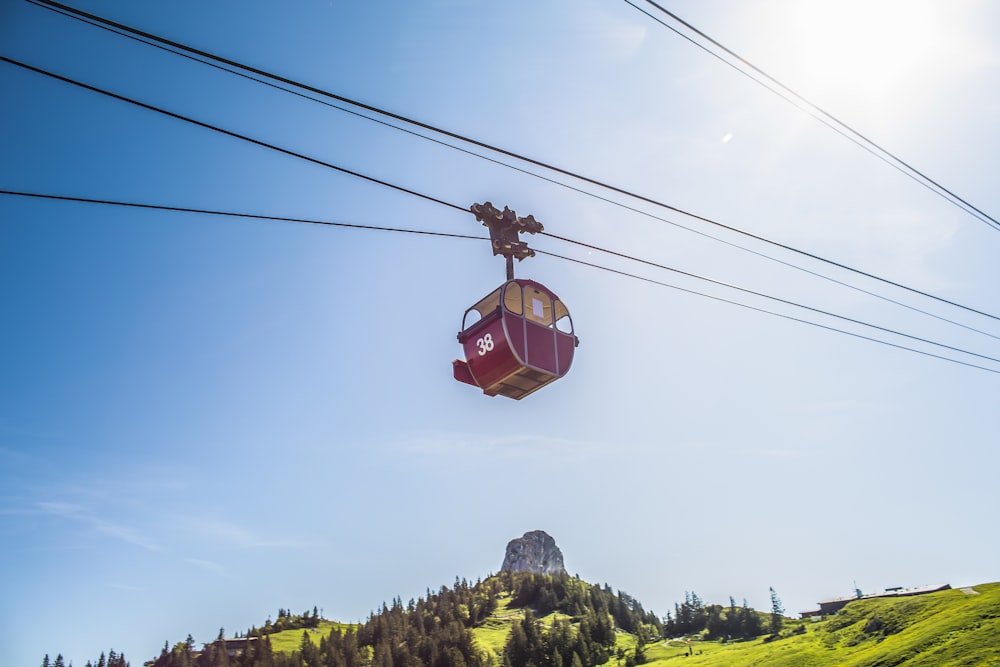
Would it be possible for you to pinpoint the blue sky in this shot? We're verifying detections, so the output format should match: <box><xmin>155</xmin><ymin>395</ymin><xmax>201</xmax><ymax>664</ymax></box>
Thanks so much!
<box><xmin>2</xmin><ymin>0</ymin><xmax>999</xmax><ymax>664</ymax></box>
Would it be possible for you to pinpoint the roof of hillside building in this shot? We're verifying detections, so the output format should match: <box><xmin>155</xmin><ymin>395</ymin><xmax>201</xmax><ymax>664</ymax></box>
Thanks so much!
<box><xmin>800</xmin><ymin>584</ymin><xmax>951</xmax><ymax>617</ymax></box>
<box><xmin>822</xmin><ymin>583</ymin><xmax>952</xmax><ymax>604</ymax></box>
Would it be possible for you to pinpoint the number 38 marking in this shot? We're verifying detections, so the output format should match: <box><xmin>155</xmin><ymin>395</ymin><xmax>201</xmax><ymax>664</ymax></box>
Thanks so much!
<box><xmin>476</xmin><ymin>333</ymin><xmax>495</xmax><ymax>356</ymax></box>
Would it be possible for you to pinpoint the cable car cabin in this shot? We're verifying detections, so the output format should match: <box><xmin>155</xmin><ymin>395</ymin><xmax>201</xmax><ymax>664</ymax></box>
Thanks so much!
<box><xmin>453</xmin><ymin>279</ymin><xmax>578</xmax><ymax>400</ymax></box>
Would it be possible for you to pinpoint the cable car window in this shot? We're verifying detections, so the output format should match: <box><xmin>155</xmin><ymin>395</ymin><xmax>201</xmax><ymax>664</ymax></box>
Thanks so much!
<box><xmin>554</xmin><ymin>300</ymin><xmax>573</xmax><ymax>333</ymax></box>
<box><xmin>463</xmin><ymin>288</ymin><xmax>501</xmax><ymax>330</ymax></box>
<box><xmin>524</xmin><ymin>287</ymin><xmax>552</xmax><ymax>326</ymax></box>
<box><xmin>503</xmin><ymin>282</ymin><xmax>523</xmax><ymax>315</ymax></box>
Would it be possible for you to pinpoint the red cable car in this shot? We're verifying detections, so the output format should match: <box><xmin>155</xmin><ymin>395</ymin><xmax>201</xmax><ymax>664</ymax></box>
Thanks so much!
<box><xmin>453</xmin><ymin>278</ymin><xmax>578</xmax><ymax>399</ymax></box>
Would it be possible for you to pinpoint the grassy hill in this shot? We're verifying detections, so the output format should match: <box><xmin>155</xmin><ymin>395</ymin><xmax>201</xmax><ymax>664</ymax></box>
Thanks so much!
<box><xmin>265</xmin><ymin>621</ymin><xmax>357</xmax><ymax>654</ymax></box>
<box><xmin>641</xmin><ymin>583</ymin><xmax>1000</xmax><ymax>666</ymax></box>
<box><xmin>245</xmin><ymin>581</ymin><xmax>1000</xmax><ymax>666</ymax></box>
<box><xmin>264</xmin><ymin>591</ymin><xmax>637</xmax><ymax>664</ymax></box>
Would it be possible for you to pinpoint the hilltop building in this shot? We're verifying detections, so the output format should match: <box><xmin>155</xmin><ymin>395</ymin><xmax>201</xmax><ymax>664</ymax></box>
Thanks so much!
<box><xmin>216</xmin><ymin>637</ymin><xmax>258</xmax><ymax>657</ymax></box>
<box><xmin>800</xmin><ymin>584</ymin><xmax>951</xmax><ymax>618</ymax></box>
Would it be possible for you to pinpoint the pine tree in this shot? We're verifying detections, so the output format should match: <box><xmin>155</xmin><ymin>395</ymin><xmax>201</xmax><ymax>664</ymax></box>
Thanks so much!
<box><xmin>739</xmin><ymin>599</ymin><xmax>763</xmax><ymax>639</ymax></box>
<box><xmin>769</xmin><ymin>587</ymin><xmax>784</xmax><ymax>636</ymax></box>
<box><xmin>633</xmin><ymin>640</ymin><xmax>647</xmax><ymax>665</ymax></box>
<box><xmin>299</xmin><ymin>629</ymin><xmax>319</xmax><ymax>667</ymax></box>
<box><xmin>258</xmin><ymin>635</ymin><xmax>275</xmax><ymax>667</ymax></box>
<box><xmin>705</xmin><ymin>605</ymin><xmax>724</xmax><ymax>639</ymax></box>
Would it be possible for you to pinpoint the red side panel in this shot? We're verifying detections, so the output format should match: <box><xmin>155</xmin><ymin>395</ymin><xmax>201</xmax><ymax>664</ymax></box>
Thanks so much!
<box><xmin>504</xmin><ymin>311</ymin><xmax>527</xmax><ymax>365</ymax></box>
<box><xmin>460</xmin><ymin>313</ymin><xmax>520</xmax><ymax>391</ymax></box>
<box><xmin>555</xmin><ymin>331</ymin><xmax>576</xmax><ymax>376</ymax></box>
<box><xmin>524</xmin><ymin>321</ymin><xmax>558</xmax><ymax>374</ymax></box>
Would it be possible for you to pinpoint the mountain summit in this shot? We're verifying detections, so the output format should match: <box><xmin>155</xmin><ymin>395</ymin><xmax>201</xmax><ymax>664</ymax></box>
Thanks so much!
<box><xmin>500</xmin><ymin>530</ymin><xmax>566</xmax><ymax>575</ymax></box>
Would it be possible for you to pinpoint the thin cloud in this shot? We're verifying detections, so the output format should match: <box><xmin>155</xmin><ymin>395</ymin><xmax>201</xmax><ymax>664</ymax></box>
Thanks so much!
<box><xmin>37</xmin><ymin>500</ymin><xmax>163</xmax><ymax>551</ymax></box>
<box><xmin>396</xmin><ymin>432</ymin><xmax>604</xmax><ymax>459</ymax></box>
<box><xmin>109</xmin><ymin>583</ymin><xmax>145</xmax><ymax>592</ymax></box>
<box><xmin>0</xmin><ymin>504</ymin><xmax>37</xmax><ymax>516</ymax></box>
<box><xmin>177</xmin><ymin>516</ymin><xmax>312</xmax><ymax>550</ymax></box>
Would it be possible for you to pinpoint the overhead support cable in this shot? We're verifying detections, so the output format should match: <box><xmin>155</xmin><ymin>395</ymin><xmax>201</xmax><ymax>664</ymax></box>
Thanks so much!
<box><xmin>625</xmin><ymin>0</ymin><xmax>1000</xmax><ymax>233</ymax></box>
<box><xmin>541</xmin><ymin>230</ymin><xmax>1000</xmax><ymax>368</ymax></box>
<box><xmin>4</xmin><ymin>181</ymin><xmax>1000</xmax><ymax>374</ymax></box>
<box><xmin>534</xmin><ymin>249</ymin><xmax>1000</xmax><ymax>376</ymax></box>
<box><xmin>0</xmin><ymin>190</ymin><xmax>485</xmax><ymax>241</ymax></box>
<box><xmin>0</xmin><ymin>56</ymin><xmax>466</xmax><ymax>217</ymax></box>
<box><xmin>23</xmin><ymin>0</ymin><xmax>1000</xmax><ymax>329</ymax></box>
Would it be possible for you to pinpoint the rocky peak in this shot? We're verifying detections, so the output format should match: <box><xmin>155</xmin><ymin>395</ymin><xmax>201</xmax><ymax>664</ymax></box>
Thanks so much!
<box><xmin>500</xmin><ymin>530</ymin><xmax>566</xmax><ymax>576</ymax></box>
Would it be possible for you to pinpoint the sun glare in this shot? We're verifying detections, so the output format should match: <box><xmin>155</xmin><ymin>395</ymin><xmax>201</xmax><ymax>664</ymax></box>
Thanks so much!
<box><xmin>784</xmin><ymin>1</ymin><xmax>937</xmax><ymax>99</ymax></box>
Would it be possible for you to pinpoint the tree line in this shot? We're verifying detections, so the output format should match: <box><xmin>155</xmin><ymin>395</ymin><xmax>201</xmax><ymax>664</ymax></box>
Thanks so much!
<box><xmin>41</xmin><ymin>578</ymin><xmax>785</xmax><ymax>667</ymax></box>
<box><xmin>661</xmin><ymin>588</ymin><xmax>784</xmax><ymax>641</ymax></box>
<box><xmin>499</xmin><ymin>571</ymin><xmax>660</xmax><ymax>667</ymax></box>
<box><xmin>247</xmin><ymin>608</ymin><xmax>323</xmax><ymax>638</ymax></box>
<box><xmin>146</xmin><ymin>577</ymin><xmax>496</xmax><ymax>667</ymax></box>
<box><xmin>41</xmin><ymin>650</ymin><xmax>130</xmax><ymax>667</ymax></box>
<box><xmin>132</xmin><ymin>572</ymin><xmax>663</xmax><ymax>667</ymax></box>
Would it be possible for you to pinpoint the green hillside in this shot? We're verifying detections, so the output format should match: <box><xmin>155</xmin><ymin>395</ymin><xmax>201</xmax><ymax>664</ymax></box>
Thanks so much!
<box><xmin>459</xmin><ymin>581</ymin><xmax>1000</xmax><ymax>666</ymax></box>
<box><xmin>263</xmin><ymin>590</ymin><xmax>634</xmax><ymax>664</ymax></box>
<box><xmin>641</xmin><ymin>584</ymin><xmax>1000</xmax><ymax>666</ymax></box>
<box><xmin>266</xmin><ymin>621</ymin><xmax>358</xmax><ymax>654</ymax></box>
<box><xmin>152</xmin><ymin>578</ymin><xmax>1000</xmax><ymax>667</ymax></box>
